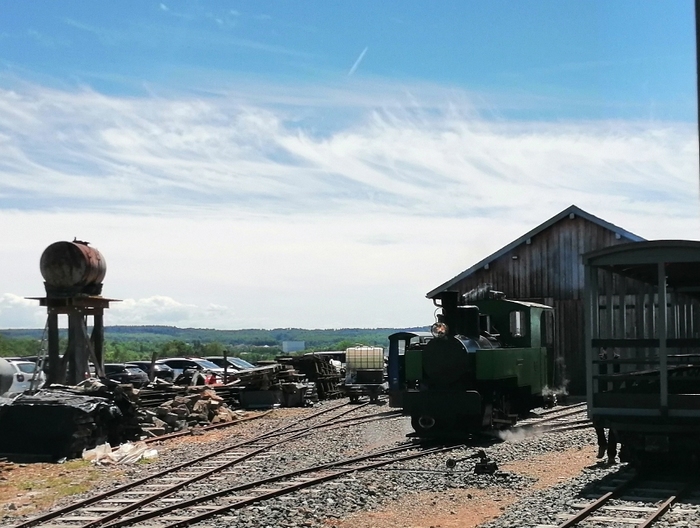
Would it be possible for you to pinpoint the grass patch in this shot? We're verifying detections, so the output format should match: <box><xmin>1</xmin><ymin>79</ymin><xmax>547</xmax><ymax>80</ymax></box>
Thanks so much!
<box><xmin>13</xmin><ymin>470</ymin><xmax>97</xmax><ymax>497</ymax></box>
<box><xmin>1</xmin><ymin>458</ymin><xmax>110</xmax><ymax>518</ymax></box>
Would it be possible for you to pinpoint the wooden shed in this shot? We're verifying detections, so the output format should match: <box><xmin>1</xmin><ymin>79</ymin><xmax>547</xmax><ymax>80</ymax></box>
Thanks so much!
<box><xmin>426</xmin><ymin>205</ymin><xmax>645</xmax><ymax>395</ymax></box>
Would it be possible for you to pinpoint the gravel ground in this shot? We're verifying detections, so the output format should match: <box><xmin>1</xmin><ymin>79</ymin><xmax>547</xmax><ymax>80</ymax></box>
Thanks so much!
<box><xmin>6</xmin><ymin>402</ymin><xmax>699</xmax><ymax>528</ymax></box>
<box><xmin>186</xmin><ymin>407</ymin><xmax>604</xmax><ymax>528</ymax></box>
<box><xmin>478</xmin><ymin>461</ymin><xmax>700</xmax><ymax>528</ymax></box>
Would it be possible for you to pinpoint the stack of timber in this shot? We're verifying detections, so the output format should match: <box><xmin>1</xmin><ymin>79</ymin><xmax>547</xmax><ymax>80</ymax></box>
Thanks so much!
<box><xmin>137</xmin><ymin>385</ymin><xmax>191</xmax><ymax>407</ymax></box>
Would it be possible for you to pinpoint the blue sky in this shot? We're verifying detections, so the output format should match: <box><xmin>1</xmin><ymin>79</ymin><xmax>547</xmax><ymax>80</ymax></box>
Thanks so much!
<box><xmin>0</xmin><ymin>1</ymin><xmax>698</xmax><ymax>329</ymax></box>
<box><xmin>2</xmin><ymin>1</ymin><xmax>695</xmax><ymax>119</ymax></box>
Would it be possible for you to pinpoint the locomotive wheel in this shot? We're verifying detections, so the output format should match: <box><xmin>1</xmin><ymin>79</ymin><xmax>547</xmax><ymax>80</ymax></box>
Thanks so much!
<box><xmin>411</xmin><ymin>414</ymin><xmax>437</xmax><ymax>434</ymax></box>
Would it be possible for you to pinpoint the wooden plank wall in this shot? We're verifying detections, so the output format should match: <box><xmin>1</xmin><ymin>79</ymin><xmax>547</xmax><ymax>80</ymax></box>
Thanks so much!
<box><xmin>451</xmin><ymin>215</ymin><xmax>633</xmax><ymax>394</ymax></box>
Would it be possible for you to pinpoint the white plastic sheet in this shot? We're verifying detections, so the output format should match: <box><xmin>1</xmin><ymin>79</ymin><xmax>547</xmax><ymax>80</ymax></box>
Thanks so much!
<box><xmin>82</xmin><ymin>441</ymin><xmax>158</xmax><ymax>465</ymax></box>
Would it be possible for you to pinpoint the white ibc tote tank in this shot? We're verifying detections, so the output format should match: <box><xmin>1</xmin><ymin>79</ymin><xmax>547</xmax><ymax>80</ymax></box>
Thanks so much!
<box><xmin>345</xmin><ymin>346</ymin><xmax>384</xmax><ymax>370</ymax></box>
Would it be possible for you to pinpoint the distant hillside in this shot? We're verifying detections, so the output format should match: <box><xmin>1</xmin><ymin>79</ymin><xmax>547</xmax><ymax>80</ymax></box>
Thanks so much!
<box><xmin>0</xmin><ymin>325</ymin><xmax>429</xmax><ymax>349</ymax></box>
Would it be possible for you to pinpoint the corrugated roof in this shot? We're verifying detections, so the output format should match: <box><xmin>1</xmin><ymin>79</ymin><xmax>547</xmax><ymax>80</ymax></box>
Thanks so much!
<box><xmin>426</xmin><ymin>205</ymin><xmax>645</xmax><ymax>298</ymax></box>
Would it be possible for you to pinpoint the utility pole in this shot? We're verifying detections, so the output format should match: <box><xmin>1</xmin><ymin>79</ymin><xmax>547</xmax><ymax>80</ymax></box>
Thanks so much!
<box><xmin>696</xmin><ymin>0</ymin><xmax>700</xmax><ymax>187</ymax></box>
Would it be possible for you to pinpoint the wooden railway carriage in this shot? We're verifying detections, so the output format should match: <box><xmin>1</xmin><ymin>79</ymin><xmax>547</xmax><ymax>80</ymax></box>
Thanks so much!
<box><xmin>390</xmin><ymin>290</ymin><xmax>553</xmax><ymax>435</ymax></box>
<box><xmin>584</xmin><ymin>240</ymin><xmax>700</xmax><ymax>464</ymax></box>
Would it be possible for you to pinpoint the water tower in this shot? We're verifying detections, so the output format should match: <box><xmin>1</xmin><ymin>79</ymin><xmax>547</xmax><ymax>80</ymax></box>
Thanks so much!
<box><xmin>31</xmin><ymin>240</ymin><xmax>118</xmax><ymax>385</ymax></box>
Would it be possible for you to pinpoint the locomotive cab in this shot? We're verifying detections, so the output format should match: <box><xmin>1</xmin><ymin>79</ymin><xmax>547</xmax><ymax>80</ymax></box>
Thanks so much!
<box><xmin>387</xmin><ymin>331</ymin><xmax>433</xmax><ymax>408</ymax></box>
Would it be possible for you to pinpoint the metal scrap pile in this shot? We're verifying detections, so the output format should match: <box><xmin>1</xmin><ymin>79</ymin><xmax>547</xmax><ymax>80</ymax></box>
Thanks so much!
<box><xmin>233</xmin><ymin>363</ymin><xmax>299</xmax><ymax>388</ymax></box>
<box><xmin>231</xmin><ymin>363</ymin><xmax>314</xmax><ymax>408</ymax></box>
<box><xmin>276</xmin><ymin>355</ymin><xmax>344</xmax><ymax>400</ymax></box>
<box><xmin>132</xmin><ymin>364</ymin><xmax>314</xmax><ymax>410</ymax></box>
<box><xmin>0</xmin><ymin>359</ymin><xmax>348</xmax><ymax>460</ymax></box>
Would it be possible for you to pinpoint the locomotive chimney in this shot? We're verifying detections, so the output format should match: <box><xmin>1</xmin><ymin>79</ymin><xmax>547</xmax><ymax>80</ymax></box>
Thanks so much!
<box><xmin>434</xmin><ymin>291</ymin><xmax>480</xmax><ymax>337</ymax></box>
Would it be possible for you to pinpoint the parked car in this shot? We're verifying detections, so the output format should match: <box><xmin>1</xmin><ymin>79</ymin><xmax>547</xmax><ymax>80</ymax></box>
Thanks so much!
<box><xmin>156</xmin><ymin>358</ymin><xmax>227</xmax><ymax>381</ymax></box>
<box><xmin>126</xmin><ymin>361</ymin><xmax>175</xmax><ymax>382</ymax></box>
<box><xmin>103</xmin><ymin>363</ymin><xmax>150</xmax><ymax>387</ymax></box>
<box><xmin>203</xmin><ymin>356</ymin><xmax>255</xmax><ymax>371</ymax></box>
<box><xmin>5</xmin><ymin>360</ymin><xmax>46</xmax><ymax>394</ymax></box>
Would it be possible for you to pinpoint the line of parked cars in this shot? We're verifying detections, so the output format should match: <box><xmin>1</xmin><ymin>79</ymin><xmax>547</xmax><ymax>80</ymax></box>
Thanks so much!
<box><xmin>1</xmin><ymin>355</ymin><xmax>256</xmax><ymax>393</ymax></box>
<box><xmin>102</xmin><ymin>356</ymin><xmax>257</xmax><ymax>388</ymax></box>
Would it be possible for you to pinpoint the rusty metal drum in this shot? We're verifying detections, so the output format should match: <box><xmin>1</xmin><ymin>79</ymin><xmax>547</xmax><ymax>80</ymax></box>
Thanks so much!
<box><xmin>40</xmin><ymin>240</ymin><xmax>106</xmax><ymax>296</ymax></box>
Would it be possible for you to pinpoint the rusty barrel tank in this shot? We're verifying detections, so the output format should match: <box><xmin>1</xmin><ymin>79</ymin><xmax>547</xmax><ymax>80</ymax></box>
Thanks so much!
<box><xmin>40</xmin><ymin>240</ymin><xmax>106</xmax><ymax>296</ymax></box>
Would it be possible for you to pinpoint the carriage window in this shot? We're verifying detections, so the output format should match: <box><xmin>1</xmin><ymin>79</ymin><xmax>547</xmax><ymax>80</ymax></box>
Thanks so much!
<box><xmin>510</xmin><ymin>311</ymin><xmax>527</xmax><ymax>337</ymax></box>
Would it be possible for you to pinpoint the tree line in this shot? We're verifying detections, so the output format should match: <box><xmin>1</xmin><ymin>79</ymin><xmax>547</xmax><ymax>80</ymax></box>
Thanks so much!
<box><xmin>0</xmin><ymin>325</ymin><xmax>421</xmax><ymax>363</ymax></box>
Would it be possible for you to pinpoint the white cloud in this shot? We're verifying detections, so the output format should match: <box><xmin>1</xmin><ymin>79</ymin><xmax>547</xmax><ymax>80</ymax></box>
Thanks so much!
<box><xmin>112</xmin><ymin>296</ymin><xmax>196</xmax><ymax>324</ymax></box>
<box><xmin>0</xmin><ymin>80</ymin><xmax>697</xmax><ymax>329</ymax></box>
<box><xmin>0</xmin><ymin>294</ymin><xmax>46</xmax><ymax>328</ymax></box>
<box><xmin>0</xmin><ymin>82</ymin><xmax>696</xmax><ymax>221</ymax></box>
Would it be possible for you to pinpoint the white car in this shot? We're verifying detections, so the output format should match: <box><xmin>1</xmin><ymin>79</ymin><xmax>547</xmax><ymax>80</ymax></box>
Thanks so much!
<box><xmin>6</xmin><ymin>360</ymin><xmax>45</xmax><ymax>394</ymax></box>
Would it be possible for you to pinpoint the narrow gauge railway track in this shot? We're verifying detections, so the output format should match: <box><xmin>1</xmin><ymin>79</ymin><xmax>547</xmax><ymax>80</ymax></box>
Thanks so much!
<box><xmin>142</xmin><ymin>410</ymin><xmax>273</xmax><ymax>444</ymax></box>
<box><xmin>512</xmin><ymin>403</ymin><xmax>589</xmax><ymax>434</ymax></box>
<box><xmin>517</xmin><ymin>403</ymin><xmax>588</xmax><ymax>427</ymax></box>
<box><xmin>533</xmin><ymin>419</ymin><xmax>592</xmax><ymax>435</ymax></box>
<box><xmin>544</xmin><ymin>473</ymin><xmax>700</xmax><ymax>528</ymax></box>
<box><xmin>10</xmin><ymin>401</ymin><xmax>401</xmax><ymax>528</ymax></box>
<box><xmin>94</xmin><ymin>442</ymin><xmax>458</xmax><ymax>528</ymax></box>
<box><xmin>534</xmin><ymin>402</ymin><xmax>587</xmax><ymax>417</ymax></box>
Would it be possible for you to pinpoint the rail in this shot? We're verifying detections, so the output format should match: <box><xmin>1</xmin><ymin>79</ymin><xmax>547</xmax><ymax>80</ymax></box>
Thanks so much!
<box><xmin>9</xmin><ymin>400</ymin><xmax>375</xmax><ymax>528</ymax></box>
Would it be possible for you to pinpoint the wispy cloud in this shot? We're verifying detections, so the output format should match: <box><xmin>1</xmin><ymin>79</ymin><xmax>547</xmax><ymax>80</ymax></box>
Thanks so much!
<box><xmin>0</xmin><ymin>81</ymin><xmax>695</xmax><ymax>222</ymax></box>
<box><xmin>0</xmin><ymin>80</ymin><xmax>697</xmax><ymax>329</ymax></box>
<box><xmin>348</xmin><ymin>47</ymin><xmax>368</xmax><ymax>76</ymax></box>
<box><xmin>61</xmin><ymin>16</ymin><xmax>310</xmax><ymax>58</ymax></box>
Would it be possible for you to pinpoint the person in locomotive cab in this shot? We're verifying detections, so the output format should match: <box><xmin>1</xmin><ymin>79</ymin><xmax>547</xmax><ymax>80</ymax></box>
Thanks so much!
<box><xmin>595</xmin><ymin>347</ymin><xmax>620</xmax><ymax>463</ymax></box>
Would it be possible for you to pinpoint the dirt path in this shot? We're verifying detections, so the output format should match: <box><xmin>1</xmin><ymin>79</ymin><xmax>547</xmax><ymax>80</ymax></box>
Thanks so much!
<box><xmin>324</xmin><ymin>447</ymin><xmax>595</xmax><ymax>528</ymax></box>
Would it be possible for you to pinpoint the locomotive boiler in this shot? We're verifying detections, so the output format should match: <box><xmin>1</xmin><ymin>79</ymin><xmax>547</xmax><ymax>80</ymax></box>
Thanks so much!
<box><xmin>389</xmin><ymin>289</ymin><xmax>553</xmax><ymax>436</ymax></box>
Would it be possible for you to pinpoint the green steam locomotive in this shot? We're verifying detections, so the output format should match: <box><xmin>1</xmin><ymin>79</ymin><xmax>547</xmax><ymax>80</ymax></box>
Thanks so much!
<box><xmin>388</xmin><ymin>288</ymin><xmax>554</xmax><ymax>436</ymax></box>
